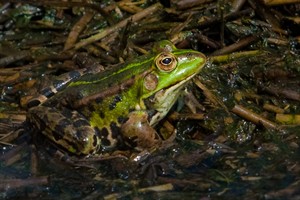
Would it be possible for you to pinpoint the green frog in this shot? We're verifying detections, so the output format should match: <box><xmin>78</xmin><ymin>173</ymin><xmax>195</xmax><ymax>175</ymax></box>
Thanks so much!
<box><xmin>27</xmin><ymin>41</ymin><xmax>206</xmax><ymax>155</ymax></box>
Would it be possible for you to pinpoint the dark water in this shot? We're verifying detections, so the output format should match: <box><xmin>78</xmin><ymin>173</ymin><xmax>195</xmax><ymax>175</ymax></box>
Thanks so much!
<box><xmin>1</xmin><ymin>126</ymin><xmax>299</xmax><ymax>200</ymax></box>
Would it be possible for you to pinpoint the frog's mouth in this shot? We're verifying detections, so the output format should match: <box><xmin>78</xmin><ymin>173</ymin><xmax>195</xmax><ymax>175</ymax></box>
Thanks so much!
<box><xmin>149</xmin><ymin>74</ymin><xmax>196</xmax><ymax>125</ymax></box>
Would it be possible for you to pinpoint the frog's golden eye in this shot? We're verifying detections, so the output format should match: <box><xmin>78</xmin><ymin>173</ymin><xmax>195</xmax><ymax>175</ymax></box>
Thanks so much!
<box><xmin>156</xmin><ymin>53</ymin><xmax>177</xmax><ymax>72</ymax></box>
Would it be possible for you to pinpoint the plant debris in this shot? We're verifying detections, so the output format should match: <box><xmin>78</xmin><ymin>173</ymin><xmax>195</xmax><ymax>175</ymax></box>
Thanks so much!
<box><xmin>0</xmin><ymin>0</ymin><xmax>299</xmax><ymax>199</ymax></box>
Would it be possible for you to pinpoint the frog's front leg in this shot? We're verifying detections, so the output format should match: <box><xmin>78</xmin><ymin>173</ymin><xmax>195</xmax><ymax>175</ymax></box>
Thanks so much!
<box><xmin>28</xmin><ymin>106</ymin><xmax>101</xmax><ymax>155</ymax></box>
<box><xmin>121</xmin><ymin>111</ymin><xmax>161</xmax><ymax>150</ymax></box>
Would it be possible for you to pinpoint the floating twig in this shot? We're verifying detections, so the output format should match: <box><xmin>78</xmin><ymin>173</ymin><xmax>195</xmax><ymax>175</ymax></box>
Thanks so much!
<box><xmin>194</xmin><ymin>77</ymin><xmax>229</xmax><ymax>113</ymax></box>
<box><xmin>211</xmin><ymin>35</ymin><xmax>259</xmax><ymax>56</ymax></box>
<box><xmin>64</xmin><ymin>11</ymin><xmax>95</xmax><ymax>50</ymax></box>
<box><xmin>0</xmin><ymin>176</ymin><xmax>49</xmax><ymax>191</ymax></box>
<box><xmin>74</xmin><ymin>3</ymin><xmax>162</xmax><ymax>50</ymax></box>
<box><xmin>276</xmin><ymin>114</ymin><xmax>300</xmax><ymax>125</ymax></box>
<box><xmin>263</xmin><ymin>0</ymin><xmax>300</xmax><ymax>6</ymax></box>
<box><xmin>231</xmin><ymin>104</ymin><xmax>278</xmax><ymax>130</ymax></box>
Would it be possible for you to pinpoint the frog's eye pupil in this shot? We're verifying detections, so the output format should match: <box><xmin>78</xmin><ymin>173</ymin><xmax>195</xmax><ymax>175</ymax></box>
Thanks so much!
<box><xmin>156</xmin><ymin>53</ymin><xmax>177</xmax><ymax>72</ymax></box>
<box><xmin>161</xmin><ymin>57</ymin><xmax>172</xmax><ymax>65</ymax></box>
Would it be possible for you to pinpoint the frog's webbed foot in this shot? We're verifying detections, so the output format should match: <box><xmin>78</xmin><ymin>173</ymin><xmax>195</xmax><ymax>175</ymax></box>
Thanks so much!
<box><xmin>121</xmin><ymin>111</ymin><xmax>161</xmax><ymax>150</ymax></box>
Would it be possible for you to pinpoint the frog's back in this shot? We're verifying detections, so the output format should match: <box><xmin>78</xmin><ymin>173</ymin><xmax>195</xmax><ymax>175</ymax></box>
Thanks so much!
<box><xmin>44</xmin><ymin>54</ymin><xmax>154</xmax><ymax>106</ymax></box>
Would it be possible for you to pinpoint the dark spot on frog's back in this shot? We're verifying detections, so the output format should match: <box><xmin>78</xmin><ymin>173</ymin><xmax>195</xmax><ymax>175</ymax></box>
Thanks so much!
<box><xmin>86</xmin><ymin>103</ymin><xmax>96</xmax><ymax>113</ymax></box>
<box><xmin>99</xmin><ymin>127</ymin><xmax>109</xmax><ymax>137</ymax></box>
<box><xmin>117</xmin><ymin>116</ymin><xmax>128</xmax><ymax>124</ymax></box>
<box><xmin>61</xmin><ymin>108</ymin><xmax>74</xmax><ymax>118</ymax></box>
<box><xmin>90</xmin><ymin>135</ymin><xmax>98</xmax><ymax>154</ymax></box>
<box><xmin>52</xmin><ymin>127</ymin><xmax>64</xmax><ymax>141</ymax></box>
<box><xmin>109</xmin><ymin>95</ymin><xmax>122</xmax><ymax>110</ymax></box>
<box><xmin>57</xmin><ymin>119</ymin><xmax>71</xmax><ymax>132</ymax></box>
<box><xmin>101</xmin><ymin>138</ymin><xmax>111</xmax><ymax>146</ymax></box>
<box><xmin>92</xmin><ymin>134</ymin><xmax>98</xmax><ymax>147</ymax></box>
<box><xmin>110</xmin><ymin>122</ymin><xmax>120</xmax><ymax>139</ymax></box>
<box><xmin>27</xmin><ymin>99</ymin><xmax>42</xmax><ymax>108</ymax></box>
<box><xmin>68</xmin><ymin>70</ymin><xmax>82</xmax><ymax>80</ymax></box>
<box><xmin>99</xmin><ymin>111</ymin><xmax>105</xmax><ymax>119</ymax></box>
<box><xmin>53</xmin><ymin>80</ymin><xmax>65</xmax><ymax>91</ymax></box>
<box><xmin>73</xmin><ymin>119</ymin><xmax>90</xmax><ymax>128</ymax></box>
<box><xmin>41</xmin><ymin>87</ymin><xmax>55</xmax><ymax>98</ymax></box>
<box><xmin>95</xmin><ymin>127</ymin><xmax>111</xmax><ymax>146</ymax></box>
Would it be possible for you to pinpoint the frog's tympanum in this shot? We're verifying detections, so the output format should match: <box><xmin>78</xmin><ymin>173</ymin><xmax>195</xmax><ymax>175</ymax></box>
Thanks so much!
<box><xmin>27</xmin><ymin>41</ymin><xmax>206</xmax><ymax>155</ymax></box>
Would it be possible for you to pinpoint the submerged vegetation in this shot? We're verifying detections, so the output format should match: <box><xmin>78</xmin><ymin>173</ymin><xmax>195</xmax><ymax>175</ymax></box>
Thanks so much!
<box><xmin>0</xmin><ymin>0</ymin><xmax>300</xmax><ymax>199</ymax></box>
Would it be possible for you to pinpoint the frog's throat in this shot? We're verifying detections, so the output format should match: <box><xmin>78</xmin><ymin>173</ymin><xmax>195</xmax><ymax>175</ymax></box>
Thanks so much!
<box><xmin>149</xmin><ymin>74</ymin><xmax>196</xmax><ymax>126</ymax></box>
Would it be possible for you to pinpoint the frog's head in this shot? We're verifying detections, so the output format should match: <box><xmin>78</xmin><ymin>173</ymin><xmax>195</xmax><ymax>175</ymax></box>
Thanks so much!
<box><xmin>141</xmin><ymin>41</ymin><xmax>206</xmax><ymax>125</ymax></box>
